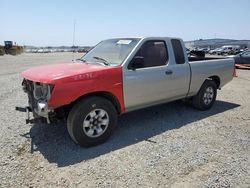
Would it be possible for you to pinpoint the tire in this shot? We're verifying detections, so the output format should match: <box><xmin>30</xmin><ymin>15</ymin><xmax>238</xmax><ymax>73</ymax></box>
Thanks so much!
<box><xmin>67</xmin><ymin>96</ymin><xmax>117</xmax><ymax>147</ymax></box>
<box><xmin>192</xmin><ymin>80</ymin><xmax>217</xmax><ymax>111</ymax></box>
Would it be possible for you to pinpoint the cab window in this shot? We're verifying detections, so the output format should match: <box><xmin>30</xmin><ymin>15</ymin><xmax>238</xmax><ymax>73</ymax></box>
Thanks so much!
<box><xmin>129</xmin><ymin>40</ymin><xmax>168</xmax><ymax>69</ymax></box>
<box><xmin>171</xmin><ymin>39</ymin><xmax>185</xmax><ymax>64</ymax></box>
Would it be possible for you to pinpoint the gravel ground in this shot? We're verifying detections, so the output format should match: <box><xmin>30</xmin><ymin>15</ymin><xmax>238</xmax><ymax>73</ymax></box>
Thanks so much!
<box><xmin>0</xmin><ymin>53</ymin><xmax>249</xmax><ymax>188</ymax></box>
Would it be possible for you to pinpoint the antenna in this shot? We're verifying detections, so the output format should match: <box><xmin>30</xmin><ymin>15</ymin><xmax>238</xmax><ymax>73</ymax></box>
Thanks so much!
<box><xmin>72</xmin><ymin>20</ymin><xmax>76</xmax><ymax>61</ymax></box>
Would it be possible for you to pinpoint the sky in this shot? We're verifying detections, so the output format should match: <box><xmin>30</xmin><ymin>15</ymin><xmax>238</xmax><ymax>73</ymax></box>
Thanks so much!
<box><xmin>1</xmin><ymin>0</ymin><xmax>250</xmax><ymax>46</ymax></box>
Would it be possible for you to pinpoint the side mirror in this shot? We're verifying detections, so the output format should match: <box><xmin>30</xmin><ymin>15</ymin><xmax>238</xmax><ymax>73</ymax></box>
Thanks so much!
<box><xmin>129</xmin><ymin>56</ymin><xmax>144</xmax><ymax>70</ymax></box>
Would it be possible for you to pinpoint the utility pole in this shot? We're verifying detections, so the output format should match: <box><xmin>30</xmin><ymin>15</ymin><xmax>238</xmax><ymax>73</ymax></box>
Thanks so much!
<box><xmin>73</xmin><ymin>20</ymin><xmax>76</xmax><ymax>48</ymax></box>
<box><xmin>72</xmin><ymin>20</ymin><xmax>76</xmax><ymax>61</ymax></box>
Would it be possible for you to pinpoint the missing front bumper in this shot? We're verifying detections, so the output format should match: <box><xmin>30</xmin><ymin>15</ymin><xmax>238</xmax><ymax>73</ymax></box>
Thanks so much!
<box><xmin>15</xmin><ymin>106</ymin><xmax>34</xmax><ymax>124</ymax></box>
<box><xmin>15</xmin><ymin>105</ymin><xmax>51</xmax><ymax>124</ymax></box>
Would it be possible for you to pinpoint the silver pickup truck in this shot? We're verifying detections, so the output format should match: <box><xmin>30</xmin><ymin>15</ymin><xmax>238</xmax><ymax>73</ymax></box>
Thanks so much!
<box><xmin>18</xmin><ymin>37</ymin><xmax>234</xmax><ymax>147</ymax></box>
<box><xmin>123</xmin><ymin>37</ymin><xmax>234</xmax><ymax>112</ymax></box>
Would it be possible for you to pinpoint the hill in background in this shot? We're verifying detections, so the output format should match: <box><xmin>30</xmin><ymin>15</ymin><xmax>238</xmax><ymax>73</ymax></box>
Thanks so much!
<box><xmin>185</xmin><ymin>38</ymin><xmax>250</xmax><ymax>49</ymax></box>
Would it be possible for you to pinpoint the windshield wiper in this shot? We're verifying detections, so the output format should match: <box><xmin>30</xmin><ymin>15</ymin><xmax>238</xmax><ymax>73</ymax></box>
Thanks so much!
<box><xmin>93</xmin><ymin>56</ymin><xmax>110</xmax><ymax>66</ymax></box>
<box><xmin>75</xmin><ymin>58</ymin><xmax>87</xmax><ymax>63</ymax></box>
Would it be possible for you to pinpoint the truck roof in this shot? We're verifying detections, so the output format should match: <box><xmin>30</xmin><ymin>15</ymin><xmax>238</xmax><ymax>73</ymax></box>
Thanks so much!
<box><xmin>106</xmin><ymin>36</ymin><xmax>183</xmax><ymax>41</ymax></box>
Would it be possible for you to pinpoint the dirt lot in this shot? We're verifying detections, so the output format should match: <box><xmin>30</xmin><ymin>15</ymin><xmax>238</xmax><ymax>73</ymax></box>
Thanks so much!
<box><xmin>0</xmin><ymin>53</ymin><xmax>249</xmax><ymax>187</ymax></box>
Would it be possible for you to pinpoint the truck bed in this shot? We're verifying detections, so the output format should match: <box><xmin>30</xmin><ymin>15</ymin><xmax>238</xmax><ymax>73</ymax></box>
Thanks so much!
<box><xmin>187</xmin><ymin>58</ymin><xmax>234</xmax><ymax>97</ymax></box>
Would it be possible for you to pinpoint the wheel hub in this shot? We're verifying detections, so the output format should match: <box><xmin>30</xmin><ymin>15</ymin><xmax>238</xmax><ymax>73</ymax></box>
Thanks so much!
<box><xmin>83</xmin><ymin>109</ymin><xmax>109</xmax><ymax>138</ymax></box>
<box><xmin>203</xmin><ymin>86</ymin><xmax>214</xmax><ymax>105</ymax></box>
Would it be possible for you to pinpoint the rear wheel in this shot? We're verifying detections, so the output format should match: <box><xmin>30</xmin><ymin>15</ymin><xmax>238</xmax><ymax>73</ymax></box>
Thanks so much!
<box><xmin>192</xmin><ymin>80</ymin><xmax>217</xmax><ymax>110</ymax></box>
<box><xmin>67</xmin><ymin>96</ymin><xmax>117</xmax><ymax>147</ymax></box>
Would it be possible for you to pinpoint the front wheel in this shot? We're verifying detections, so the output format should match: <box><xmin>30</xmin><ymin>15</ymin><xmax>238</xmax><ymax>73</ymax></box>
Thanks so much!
<box><xmin>67</xmin><ymin>96</ymin><xmax>117</xmax><ymax>147</ymax></box>
<box><xmin>192</xmin><ymin>80</ymin><xmax>217</xmax><ymax>110</ymax></box>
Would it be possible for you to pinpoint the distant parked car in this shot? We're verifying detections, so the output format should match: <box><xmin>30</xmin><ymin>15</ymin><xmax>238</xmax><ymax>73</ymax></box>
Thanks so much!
<box><xmin>78</xmin><ymin>48</ymin><xmax>89</xmax><ymax>53</ymax></box>
<box><xmin>203</xmin><ymin>48</ymin><xmax>211</xmax><ymax>53</ymax></box>
<box><xmin>31</xmin><ymin>49</ymin><xmax>38</xmax><ymax>53</ymax></box>
<box><xmin>234</xmin><ymin>50</ymin><xmax>250</xmax><ymax>64</ymax></box>
<box><xmin>221</xmin><ymin>48</ymin><xmax>232</xmax><ymax>55</ymax></box>
<box><xmin>197</xmin><ymin>48</ymin><xmax>210</xmax><ymax>53</ymax></box>
<box><xmin>43</xmin><ymin>49</ymin><xmax>51</xmax><ymax>53</ymax></box>
<box><xmin>214</xmin><ymin>47</ymin><xmax>232</xmax><ymax>55</ymax></box>
<box><xmin>210</xmin><ymin>46</ymin><xmax>240</xmax><ymax>56</ymax></box>
<box><xmin>228</xmin><ymin>50</ymin><xmax>250</xmax><ymax>67</ymax></box>
<box><xmin>25</xmin><ymin>49</ymin><xmax>32</xmax><ymax>53</ymax></box>
<box><xmin>209</xmin><ymin>48</ymin><xmax>222</xmax><ymax>55</ymax></box>
<box><xmin>37</xmin><ymin>49</ymin><xmax>44</xmax><ymax>53</ymax></box>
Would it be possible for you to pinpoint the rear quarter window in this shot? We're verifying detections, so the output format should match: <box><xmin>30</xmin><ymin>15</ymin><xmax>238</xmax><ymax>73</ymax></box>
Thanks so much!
<box><xmin>171</xmin><ymin>39</ymin><xmax>185</xmax><ymax>64</ymax></box>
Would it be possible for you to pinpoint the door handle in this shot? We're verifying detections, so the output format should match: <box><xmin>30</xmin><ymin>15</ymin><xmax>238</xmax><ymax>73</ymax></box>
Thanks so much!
<box><xmin>165</xmin><ymin>70</ymin><xmax>173</xmax><ymax>75</ymax></box>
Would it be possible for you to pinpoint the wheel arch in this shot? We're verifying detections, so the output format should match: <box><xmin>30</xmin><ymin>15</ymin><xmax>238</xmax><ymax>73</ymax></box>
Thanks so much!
<box><xmin>206</xmin><ymin>75</ymin><xmax>221</xmax><ymax>89</ymax></box>
<box><xmin>71</xmin><ymin>91</ymin><xmax>122</xmax><ymax>114</ymax></box>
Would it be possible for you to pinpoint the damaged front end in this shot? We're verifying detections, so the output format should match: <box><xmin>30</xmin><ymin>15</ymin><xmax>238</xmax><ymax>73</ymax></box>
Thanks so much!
<box><xmin>16</xmin><ymin>79</ymin><xmax>55</xmax><ymax>124</ymax></box>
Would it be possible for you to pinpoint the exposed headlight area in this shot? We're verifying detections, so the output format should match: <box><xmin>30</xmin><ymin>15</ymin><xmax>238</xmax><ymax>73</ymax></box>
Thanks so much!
<box><xmin>22</xmin><ymin>79</ymin><xmax>54</xmax><ymax>101</ymax></box>
<box><xmin>21</xmin><ymin>79</ymin><xmax>55</xmax><ymax>123</ymax></box>
<box><xmin>33</xmin><ymin>82</ymin><xmax>54</xmax><ymax>101</ymax></box>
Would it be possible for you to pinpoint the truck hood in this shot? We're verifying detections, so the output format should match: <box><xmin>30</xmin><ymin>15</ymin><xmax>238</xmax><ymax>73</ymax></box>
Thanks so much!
<box><xmin>21</xmin><ymin>62</ymin><xmax>110</xmax><ymax>83</ymax></box>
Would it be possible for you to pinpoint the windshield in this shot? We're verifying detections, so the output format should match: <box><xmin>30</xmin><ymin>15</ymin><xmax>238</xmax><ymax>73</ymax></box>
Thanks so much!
<box><xmin>80</xmin><ymin>38</ymin><xmax>140</xmax><ymax>66</ymax></box>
